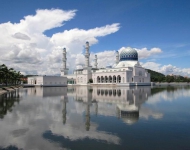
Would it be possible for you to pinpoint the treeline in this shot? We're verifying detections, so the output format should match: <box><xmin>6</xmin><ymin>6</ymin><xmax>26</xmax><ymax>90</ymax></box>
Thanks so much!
<box><xmin>146</xmin><ymin>69</ymin><xmax>190</xmax><ymax>82</ymax></box>
<box><xmin>0</xmin><ymin>64</ymin><xmax>23</xmax><ymax>86</ymax></box>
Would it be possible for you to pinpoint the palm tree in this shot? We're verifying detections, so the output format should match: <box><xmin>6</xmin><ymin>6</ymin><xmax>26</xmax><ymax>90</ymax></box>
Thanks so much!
<box><xmin>0</xmin><ymin>64</ymin><xmax>9</xmax><ymax>86</ymax></box>
<box><xmin>0</xmin><ymin>64</ymin><xmax>23</xmax><ymax>86</ymax></box>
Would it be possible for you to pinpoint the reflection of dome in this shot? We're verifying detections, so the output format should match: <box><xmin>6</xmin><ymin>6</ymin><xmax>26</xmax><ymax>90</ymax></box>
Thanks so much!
<box><xmin>120</xmin><ymin>47</ymin><xmax>138</xmax><ymax>61</ymax></box>
<box><xmin>121</xmin><ymin>112</ymin><xmax>139</xmax><ymax>125</ymax></box>
<box><xmin>117</xmin><ymin>104</ymin><xmax>139</xmax><ymax>125</ymax></box>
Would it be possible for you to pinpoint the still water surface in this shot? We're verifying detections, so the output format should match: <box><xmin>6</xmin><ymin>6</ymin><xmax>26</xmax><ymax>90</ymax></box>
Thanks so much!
<box><xmin>0</xmin><ymin>86</ymin><xmax>190</xmax><ymax>150</ymax></box>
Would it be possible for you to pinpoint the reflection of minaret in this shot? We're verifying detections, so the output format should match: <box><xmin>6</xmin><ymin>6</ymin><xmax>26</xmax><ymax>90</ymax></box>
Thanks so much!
<box><xmin>85</xmin><ymin>102</ymin><xmax>90</xmax><ymax>131</ymax></box>
<box><xmin>95</xmin><ymin>102</ymin><xmax>98</xmax><ymax>116</ymax></box>
<box><xmin>85</xmin><ymin>87</ymin><xmax>92</xmax><ymax>131</ymax></box>
<box><xmin>116</xmin><ymin>106</ymin><xmax>120</xmax><ymax>119</ymax></box>
<box><xmin>62</xmin><ymin>96</ymin><xmax>68</xmax><ymax>125</ymax></box>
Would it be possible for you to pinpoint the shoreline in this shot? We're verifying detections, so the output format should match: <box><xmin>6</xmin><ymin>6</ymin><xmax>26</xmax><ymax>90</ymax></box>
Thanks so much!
<box><xmin>0</xmin><ymin>86</ymin><xmax>22</xmax><ymax>95</ymax></box>
<box><xmin>153</xmin><ymin>82</ymin><xmax>190</xmax><ymax>86</ymax></box>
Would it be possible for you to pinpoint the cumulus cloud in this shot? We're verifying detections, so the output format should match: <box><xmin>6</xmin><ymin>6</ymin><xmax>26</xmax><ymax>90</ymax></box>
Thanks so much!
<box><xmin>12</xmin><ymin>32</ymin><xmax>31</xmax><ymax>40</ymax></box>
<box><xmin>0</xmin><ymin>8</ymin><xmax>120</xmax><ymax>75</ymax></box>
<box><xmin>136</xmin><ymin>47</ymin><xmax>162</xmax><ymax>59</ymax></box>
<box><xmin>142</xmin><ymin>62</ymin><xmax>190</xmax><ymax>76</ymax></box>
<box><xmin>1</xmin><ymin>8</ymin><xmax>188</xmax><ymax>77</ymax></box>
<box><xmin>88</xmin><ymin>47</ymin><xmax>163</xmax><ymax>68</ymax></box>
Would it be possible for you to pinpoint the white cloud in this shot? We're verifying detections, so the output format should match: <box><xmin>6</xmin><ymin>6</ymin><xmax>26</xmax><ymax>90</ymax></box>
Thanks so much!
<box><xmin>1</xmin><ymin>8</ymin><xmax>188</xmax><ymax>77</ymax></box>
<box><xmin>0</xmin><ymin>8</ymin><xmax>120</xmax><ymax>75</ymax></box>
<box><xmin>142</xmin><ymin>62</ymin><xmax>190</xmax><ymax>76</ymax></box>
<box><xmin>136</xmin><ymin>47</ymin><xmax>162</xmax><ymax>59</ymax></box>
<box><xmin>88</xmin><ymin>47</ymin><xmax>163</xmax><ymax>68</ymax></box>
<box><xmin>12</xmin><ymin>32</ymin><xmax>31</xmax><ymax>40</ymax></box>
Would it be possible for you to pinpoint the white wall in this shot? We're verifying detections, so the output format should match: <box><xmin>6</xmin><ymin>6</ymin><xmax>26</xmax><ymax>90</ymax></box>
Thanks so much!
<box><xmin>27</xmin><ymin>76</ymin><xmax>67</xmax><ymax>86</ymax></box>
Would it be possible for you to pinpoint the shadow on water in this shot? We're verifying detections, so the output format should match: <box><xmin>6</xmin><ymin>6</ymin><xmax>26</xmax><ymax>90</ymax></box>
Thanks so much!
<box><xmin>0</xmin><ymin>90</ymin><xmax>21</xmax><ymax>119</ymax></box>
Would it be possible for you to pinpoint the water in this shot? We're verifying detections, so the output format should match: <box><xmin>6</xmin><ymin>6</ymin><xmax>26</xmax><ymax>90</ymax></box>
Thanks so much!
<box><xmin>0</xmin><ymin>86</ymin><xmax>190</xmax><ymax>150</ymax></box>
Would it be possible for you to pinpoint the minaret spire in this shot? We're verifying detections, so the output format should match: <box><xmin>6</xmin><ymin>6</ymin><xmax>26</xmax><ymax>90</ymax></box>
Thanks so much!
<box><xmin>85</xmin><ymin>41</ymin><xmax>90</xmax><ymax>67</ymax></box>
<box><xmin>94</xmin><ymin>55</ymin><xmax>98</xmax><ymax>69</ymax></box>
<box><xmin>63</xmin><ymin>48</ymin><xmax>67</xmax><ymax>69</ymax></box>
<box><xmin>60</xmin><ymin>47</ymin><xmax>68</xmax><ymax>76</ymax></box>
<box><xmin>115</xmin><ymin>51</ymin><xmax>119</xmax><ymax>65</ymax></box>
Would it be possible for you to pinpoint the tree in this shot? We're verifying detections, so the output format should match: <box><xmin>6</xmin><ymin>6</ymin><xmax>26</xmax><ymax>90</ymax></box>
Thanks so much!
<box><xmin>166</xmin><ymin>75</ymin><xmax>174</xmax><ymax>83</ymax></box>
<box><xmin>0</xmin><ymin>64</ymin><xmax>23</xmax><ymax>86</ymax></box>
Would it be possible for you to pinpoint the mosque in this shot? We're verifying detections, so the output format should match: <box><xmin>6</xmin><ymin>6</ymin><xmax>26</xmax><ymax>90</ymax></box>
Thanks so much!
<box><xmin>61</xmin><ymin>42</ymin><xmax>150</xmax><ymax>86</ymax></box>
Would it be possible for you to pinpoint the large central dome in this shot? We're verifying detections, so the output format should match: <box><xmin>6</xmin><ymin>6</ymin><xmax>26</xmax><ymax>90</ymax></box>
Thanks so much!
<box><xmin>120</xmin><ymin>47</ymin><xmax>138</xmax><ymax>61</ymax></box>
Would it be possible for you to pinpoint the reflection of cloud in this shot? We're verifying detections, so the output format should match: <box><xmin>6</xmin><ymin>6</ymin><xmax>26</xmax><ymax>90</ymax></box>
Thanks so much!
<box><xmin>10</xmin><ymin>128</ymin><xmax>29</xmax><ymax>137</ymax></box>
<box><xmin>0</xmin><ymin>88</ymin><xmax>120</xmax><ymax>149</ymax></box>
<box><xmin>140</xmin><ymin>106</ymin><xmax>163</xmax><ymax>119</ymax></box>
<box><xmin>50</xmin><ymin>123</ymin><xmax>120</xmax><ymax>145</ymax></box>
<box><xmin>147</xmin><ymin>88</ymin><xmax>190</xmax><ymax>104</ymax></box>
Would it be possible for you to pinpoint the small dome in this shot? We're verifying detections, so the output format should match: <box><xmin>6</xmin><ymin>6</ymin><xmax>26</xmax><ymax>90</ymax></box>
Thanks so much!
<box><xmin>119</xmin><ymin>47</ymin><xmax>138</xmax><ymax>61</ymax></box>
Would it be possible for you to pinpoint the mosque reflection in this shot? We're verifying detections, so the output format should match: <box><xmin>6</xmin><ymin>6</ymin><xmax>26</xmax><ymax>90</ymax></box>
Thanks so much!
<box><xmin>26</xmin><ymin>86</ymin><xmax>152</xmax><ymax>130</ymax></box>
<box><xmin>67</xmin><ymin>86</ymin><xmax>151</xmax><ymax>128</ymax></box>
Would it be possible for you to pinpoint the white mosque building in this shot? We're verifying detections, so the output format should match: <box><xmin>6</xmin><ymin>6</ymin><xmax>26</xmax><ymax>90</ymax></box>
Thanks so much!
<box><xmin>61</xmin><ymin>42</ymin><xmax>150</xmax><ymax>86</ymax></box>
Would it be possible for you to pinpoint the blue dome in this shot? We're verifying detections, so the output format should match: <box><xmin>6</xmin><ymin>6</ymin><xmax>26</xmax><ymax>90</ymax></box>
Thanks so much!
<box><xmin>119</xmin><ymin>47</ymin><xmax>138</xmax><ymax>61</ymax></box>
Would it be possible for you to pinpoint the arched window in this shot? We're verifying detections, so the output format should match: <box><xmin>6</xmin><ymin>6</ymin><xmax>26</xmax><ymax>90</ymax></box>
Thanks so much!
<box><xmin>97</xmin><ymin>76</ymin><xmax>100</xmax><ymax>83</ymax></box>
<box><xmin>117</xmin><ymin>75</ymin><xmax>121</xmax><ymax>83</ymax></box>
<box><xmin>117</xmin><ymin>90</ymin><xmax>121</xmax><ymax>96</ymax></box>
<box><xmin>105</xmin><ymin>90</ymin><xmax>108</xmax><ymax>96</ymax></box>
<box><xmin>101</xmin><ymin>89</ymin><xmax>104</xmax><ymax>95</ymax></box>
<box><xmin>105</xmin><ymin>76</ymin><xmax>108</xmax><ymax>83</ymax></box>
<box><xmin>109</xmin><ymin>90</ymin><xmax>112</xmax><ymax>96</ymax></box>
<box><xmin>101</xmin><ymin>76</ymin><xmax>104</xmax><ymax>83</ymax></box>
<box><xmin>113</xmin><ymin>89</ymin><xmax>116</xmax><ymax>96</ymax></box>
<box><xmin>113</xmin><ymin>76</ymin><xmax>116</xmax><ymax>83</ymax></box>
<box><xmin>97</xmin><ymin>89</ymin><xmax>100</xmax><ymax>95</ymax></box>
<box><xmin>109</xmin><ymin>76</ymin><xmax>112</xmax><ymax>83</ymax></box>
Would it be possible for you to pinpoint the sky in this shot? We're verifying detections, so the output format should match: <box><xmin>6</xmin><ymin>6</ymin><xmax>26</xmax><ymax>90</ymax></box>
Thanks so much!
<box><xmin>0</xmin><ymin>0</ymin><xmax>189</xmax><ymax>76</ymax></box>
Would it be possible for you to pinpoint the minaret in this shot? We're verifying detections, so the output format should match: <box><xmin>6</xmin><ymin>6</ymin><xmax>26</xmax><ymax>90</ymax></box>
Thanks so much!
<box><xmin>60</xmin><ymin>48</ymin><xmax>68</xmax><ymax>76</ymax></box>
<box><xmin>85</xmin><ymin>42</ymin><xmax>90</xmax><ymax>67</ymax></box>
<box><xmin>115</xmin><ymin>51</ymin><xmax>119</xmax><ymax>65</ymax></box>
<box><xmin>94</xmin><ymin>55</ymin><xmax>98</xmax><ymax>69</ymax></box>
<box><xmin>63</xmin><ymin>48</ymin><xmax>67</xmax><ymax>69</ymax></box>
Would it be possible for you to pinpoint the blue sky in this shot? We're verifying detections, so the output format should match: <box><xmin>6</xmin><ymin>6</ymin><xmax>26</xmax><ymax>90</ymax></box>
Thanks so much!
<box><xmin>0</xmin><ymin>0</ymin><xmax>189</xmax><ymax>75</ymax></box>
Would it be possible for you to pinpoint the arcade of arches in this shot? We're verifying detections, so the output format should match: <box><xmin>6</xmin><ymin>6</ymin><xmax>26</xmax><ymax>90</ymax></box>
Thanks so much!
<box><xmin>95</xmin><ymin>75</ymin><xmax>122</xmax><ymax>83</ymax></box>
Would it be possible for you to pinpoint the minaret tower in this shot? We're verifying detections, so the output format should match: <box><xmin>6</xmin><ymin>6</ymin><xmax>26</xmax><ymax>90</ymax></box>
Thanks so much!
<box><xmin>94</xmin><ymin>55</ymin><xmax>98</xmax><ymax>69</ymax></box>
<box><xmin>82</xmin><ymin>41</ymin><xmax>92</xmax><ymax>84</ymax></box>
<box><xmin>60</xmin><ymin>48</ymin><xmax>68</xmax><ymax>76</ymax></box>
<box><xmin>115</xmin><ymin>51</ymin><xmax>119</xmax><ymax>65</ymax></box>
<box><xmin>85</xmin><ymin>42</ymin><xmax>90</xmax><ymax>67</ymax></box>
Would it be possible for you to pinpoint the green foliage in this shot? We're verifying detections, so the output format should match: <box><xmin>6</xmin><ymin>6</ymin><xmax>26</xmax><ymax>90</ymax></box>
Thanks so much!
<box><xmin>166</xmin><ymin>75</ymin><xmax>174</xmax><ymax>83</ymax></box>
<box><xmin>146</xmin><ymin>69</ymin><xmax>165</xmax><ymax>82</ymax></box>
<box><xmin>146</xmin><ymin>69</ymin><xmax>190</xmax><ymax>82</ymax></box>
<box><xmin>0</xmin><ymin>64</ymin><xmax>23</xmax><ymax>86</ymax></box>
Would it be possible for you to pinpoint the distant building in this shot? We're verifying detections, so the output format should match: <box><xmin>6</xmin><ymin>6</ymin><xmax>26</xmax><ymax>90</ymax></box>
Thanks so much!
<box><xmin>61</xmin><ymin>42</ymin><xmax>150</xmax><ymax>86</ymax></box>
<box><xmin>27</xmin><ymin>76</ymin><xmax>67</xmax><ymax>87</ymax></box>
